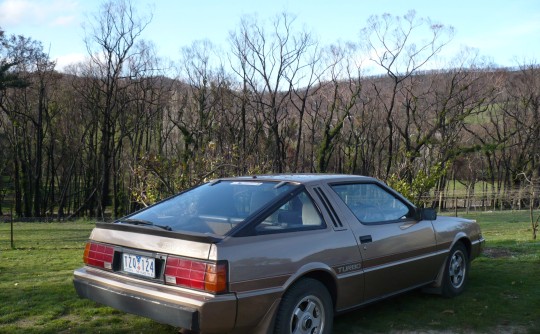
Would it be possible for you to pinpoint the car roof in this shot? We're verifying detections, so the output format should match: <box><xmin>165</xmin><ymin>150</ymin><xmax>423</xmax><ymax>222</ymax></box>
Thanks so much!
<box><xmin>219</xmin><ymin>174</ymin><xmax>377</xmax><ymax>186</ymax></box>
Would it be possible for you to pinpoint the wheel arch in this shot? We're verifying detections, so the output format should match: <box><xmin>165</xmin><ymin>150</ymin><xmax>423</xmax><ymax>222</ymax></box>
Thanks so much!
<box><xmin>302</xmin><ymin>270</ymin><xmax>338</xmax><ymax>309</ymax></box>
<box><xmin>423</xmin><ymin>236</ymin><xmax>471</xmax><ymax>294</ymax></box>
<box><xmin>284</xmin><ymin>265</ymin><xmax>338</xmax><ymax>311</ymax></box>
<box><xmin>452</xmin><ymin>234</ymin><xmax>472</xmax><ymax>259</ymax></box>
<box><xmin>273</xmin><ymin>270</ymin><xmax>336</xmax><ymax>334</ymax></box>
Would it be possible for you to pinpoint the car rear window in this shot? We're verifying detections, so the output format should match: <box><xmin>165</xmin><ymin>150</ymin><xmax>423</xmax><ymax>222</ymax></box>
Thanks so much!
<box><xmin>127</xmin><ymin>180</ymin><xmax>298</xmax><ymax>235</ymax></box>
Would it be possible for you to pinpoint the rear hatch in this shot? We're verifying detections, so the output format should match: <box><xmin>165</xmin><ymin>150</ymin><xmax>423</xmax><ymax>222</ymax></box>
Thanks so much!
<box><xmin>82</xmin><ymin>223</ymin><xmax>227</xmax><ymax>293</ymax></box>
<box><xmin>81</xmin><ymin>179</ymin><xmax>300</xmax><ymax>293</ymax></box>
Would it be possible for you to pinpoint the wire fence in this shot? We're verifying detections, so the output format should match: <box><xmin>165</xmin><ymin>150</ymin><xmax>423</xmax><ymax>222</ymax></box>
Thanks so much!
<box><xmin>2</xmin><ymin>186</ymin><xmax>539</xmax><ymax>222</ymax></box>
<box><xmin>424</xmin><ymin>186</ymin><xmax>540</xmax><ymax>214</ymax></box>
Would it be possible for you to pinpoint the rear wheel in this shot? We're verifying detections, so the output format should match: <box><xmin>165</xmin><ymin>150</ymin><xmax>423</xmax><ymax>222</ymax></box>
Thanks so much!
<box><xmin>274</xmin><ymin>278</ymin><xmax>333</xmax><ymax>334</ymax></box>
<box><xmin>442</xmin><ymin>242</ymin><xmax>469</xmax><ymax>297</ymax></box>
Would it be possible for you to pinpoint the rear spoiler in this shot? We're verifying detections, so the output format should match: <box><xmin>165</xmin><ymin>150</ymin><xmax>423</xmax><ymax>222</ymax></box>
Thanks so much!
<box><xmin>95</xmin><ymin>222</ymin><xmax>224</xmax><ymax>244</ymax></box>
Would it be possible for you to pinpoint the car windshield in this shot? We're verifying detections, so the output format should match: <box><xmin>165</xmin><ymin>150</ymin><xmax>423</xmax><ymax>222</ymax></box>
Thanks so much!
<box><xmin>125</xmin><ymin>180</ymin><xmax>298</xmax><ymax>235</ymax></box>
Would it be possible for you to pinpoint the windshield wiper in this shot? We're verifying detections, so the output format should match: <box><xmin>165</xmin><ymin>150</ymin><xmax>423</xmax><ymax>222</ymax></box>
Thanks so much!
<box><xmin>120</xmin><ymin>218</ymin><xmax>172</xmax><ymax>231</ymax></box>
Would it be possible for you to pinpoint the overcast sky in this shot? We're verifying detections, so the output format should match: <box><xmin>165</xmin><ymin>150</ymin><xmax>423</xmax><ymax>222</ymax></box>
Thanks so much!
<box><xmin>1</xmin><ymin>0</ymin><xmax>539</xmax><ymax>72</ymax></box>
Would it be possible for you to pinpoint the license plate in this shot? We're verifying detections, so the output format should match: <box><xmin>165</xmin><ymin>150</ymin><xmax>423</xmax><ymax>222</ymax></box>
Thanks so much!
<box><xmin>122</xmin><ymin>253</ymin><xmax>155</xmax><ymax>278</ymax></box>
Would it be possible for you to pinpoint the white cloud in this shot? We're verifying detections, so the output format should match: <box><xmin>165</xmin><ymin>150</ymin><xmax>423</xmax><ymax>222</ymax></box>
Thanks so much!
<box><xmin>54</xmin><ymin>52</ymin><xmax>86</xmax><ymax>71</ymax></box>
<box><xmin>0</xmin><ymin>0</ymin><xmax>79</xmax><ymax>28</ymax></box>
<box><xmin>51</xmin><ymin>15</ymin><xmax>77</xmax><ymax>27</ymax></box>
<box><xmin>0</xmin><ymin>0</ymin><xmax>36</xmax><ymax>26</ymax></box>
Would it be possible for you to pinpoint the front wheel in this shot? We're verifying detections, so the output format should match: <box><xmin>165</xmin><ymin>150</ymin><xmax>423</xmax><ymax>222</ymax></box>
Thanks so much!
<box><xmin>442</xmin><ymin>242</ymin><xmax>469</xmax><ymax>297</ymax></box>
<box><xmin>274</xmin><ymin>278</ymin><xmax>333</xmax><ymax>334</ymax></box>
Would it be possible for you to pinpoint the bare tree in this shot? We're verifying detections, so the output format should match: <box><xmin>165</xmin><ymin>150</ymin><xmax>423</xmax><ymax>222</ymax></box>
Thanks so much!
<box><xmin>501</xmin><ymin>63</ymin><xmax>540</xmax><ymax>183</ymax></box>
<box><xmin>82</xmin><ymin>0</ymin><xmax>152</xmax><ymax>218</ymax></box>
<box><xmin>0</xmin><ymin>30</ymin><xmax>55</xmax><ymax>217</ymax></box>
<box><xmin>312</xmin><ymin>42</ymin><xmax>363</xmax><ymax>172</ymax></box>
<box><xmin>361</xmin><ymin>10</ymin><xmax>454</xmax><ymax>179</ymax></box>
<box><xmin>285</xmin><ymin>36</ymin><xmax>324</xmax><ymax>172</ymax></box>
<box><xmin>229</xmin><ymin>13</ymin><xmax>316</xmax><ymax>172</ymax></box>
<box><xmin>518</xmin><ymin>171</ymin><xmax>540</xmax><ymax>239</ymax></box>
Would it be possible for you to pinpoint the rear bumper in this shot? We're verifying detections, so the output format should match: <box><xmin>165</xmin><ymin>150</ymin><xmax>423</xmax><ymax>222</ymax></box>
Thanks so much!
<box><xmin>74</xmin><ymin>277</ymin><xmax>199</xmax><ymax>330</ymax></box>
<box><xmin>73</xmin><ymin>267</ymin><xmax>237</xmax><ymax>332</ymax></box>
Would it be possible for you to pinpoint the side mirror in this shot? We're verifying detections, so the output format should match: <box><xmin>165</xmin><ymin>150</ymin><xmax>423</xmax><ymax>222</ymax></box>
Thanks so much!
<box><xmin>417</xmin><ymin>208</ymin><xmax>437</xmax><ymax>221</ymax></box>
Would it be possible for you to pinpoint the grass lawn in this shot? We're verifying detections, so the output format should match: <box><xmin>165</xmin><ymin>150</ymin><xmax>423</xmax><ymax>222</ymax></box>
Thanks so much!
<box><xmin>1</xmin><ymin>211</ymin><xmax>539</xmax><ymax>333</ymax></box>
<box><xmin>0</xmin><ymin>221</ymin><xmax>175</xmax><ymax>333</ymax></box>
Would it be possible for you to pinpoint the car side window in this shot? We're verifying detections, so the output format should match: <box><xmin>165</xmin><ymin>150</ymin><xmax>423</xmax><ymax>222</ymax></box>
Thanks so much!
<box><xmin>331</xmin><ymin>183</ymin><xmax>411</xmax><ymax>224</ymax></box>
<box><xmin>255</xmin><ymin>191</ymin><xmax>325</xmax><ymax>232</ymax></box>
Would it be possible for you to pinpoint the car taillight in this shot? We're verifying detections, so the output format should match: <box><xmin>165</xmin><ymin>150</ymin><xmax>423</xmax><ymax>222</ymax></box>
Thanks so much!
<box><xmin>83</xmin><ymin>242</ymin><xmax>114</xmax><ymax>270</ymax></box>
<box><xmin>164</xmin><ymin>256</ymin><xmax>228</xmax><ymax>294</ymax></box>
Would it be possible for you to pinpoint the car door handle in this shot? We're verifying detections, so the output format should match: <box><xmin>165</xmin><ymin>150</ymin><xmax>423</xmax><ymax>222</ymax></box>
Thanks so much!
<box><xmin>359</xmin><ymin>235</ymin><xmax>372</xmax><ymax>244</ymax></box>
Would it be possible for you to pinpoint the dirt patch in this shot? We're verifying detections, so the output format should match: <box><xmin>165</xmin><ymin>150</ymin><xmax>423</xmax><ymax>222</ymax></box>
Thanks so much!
<box><xmin>387</xmin><ymin>326</ymin><xmax>529</xmax><ymax>334</ymax></box>
<box><xmin>482</xmin><ymin>247</ymin><xmax>515</xmax><ymax>258</ymax></box>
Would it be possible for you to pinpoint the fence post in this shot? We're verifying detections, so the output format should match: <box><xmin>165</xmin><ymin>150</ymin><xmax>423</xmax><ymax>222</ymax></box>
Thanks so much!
<box><xmin>10</xmin><ymin>202</ymin><xmax>14</xmax><ymax>249</ymax></box>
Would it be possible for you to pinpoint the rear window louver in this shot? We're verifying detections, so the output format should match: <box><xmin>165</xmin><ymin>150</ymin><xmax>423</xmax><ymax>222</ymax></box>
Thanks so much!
<box><xmin>314</xmin><ymin>187</ymin><xmax>343</xmax><ymax>228</ymax></box>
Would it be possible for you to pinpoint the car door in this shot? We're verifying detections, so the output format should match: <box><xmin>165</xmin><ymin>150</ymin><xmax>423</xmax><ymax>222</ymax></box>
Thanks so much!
<box><xmin>326</xmin><ymin>182</ymin><xmax>441</xmax><ymax>301</ymax></box>
<box><xmin>223</xmin><ymin>188</ymin><xmax>364</xmax><ymax>326</ymax></box>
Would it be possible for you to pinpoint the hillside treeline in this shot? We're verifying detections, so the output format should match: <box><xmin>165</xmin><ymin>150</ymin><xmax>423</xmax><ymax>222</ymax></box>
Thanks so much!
<box><xmin>1</xmin><ymin>2</ymin><xmax>539</xmax><ymax>219</ymax></box>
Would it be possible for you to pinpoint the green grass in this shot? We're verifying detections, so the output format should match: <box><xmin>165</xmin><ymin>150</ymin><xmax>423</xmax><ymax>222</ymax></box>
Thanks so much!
<box><xmin>463</xmin><ymin>103</ymin><xmax>503</xmax><ymax>126</ymax></box>
<box><xmin>0</xmin><ymin>221</ymin><xmax>175</xmax><ymax>333</ymax></box>
<box><xmin>1</xmin><ymin>212</ymin><xmax>539</xmax><ymax>333</ymax></box>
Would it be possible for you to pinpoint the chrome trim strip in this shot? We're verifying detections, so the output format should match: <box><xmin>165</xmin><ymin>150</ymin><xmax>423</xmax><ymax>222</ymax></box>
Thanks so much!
<box><xmin>363</xmin><ymin>250</ymin><xmax>447</xmax><ymax>274</ymax></box>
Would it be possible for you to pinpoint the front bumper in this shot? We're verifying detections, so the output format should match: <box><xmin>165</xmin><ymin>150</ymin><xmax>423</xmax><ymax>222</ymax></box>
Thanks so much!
<box><xmin>471</xmin><ymin>236</ymin><xmax>485</xmax><ymax>260</ymax></box>
<box><xmin>73</xmin><ymin>267</ymin><xmax>237</xmax><ymax>332</ymax></box>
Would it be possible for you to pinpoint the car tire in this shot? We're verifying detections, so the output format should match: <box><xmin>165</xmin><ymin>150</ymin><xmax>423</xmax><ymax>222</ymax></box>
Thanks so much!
<box><xmin>274</xmin><ymin>278</ymin><xmax>333</xmax><ymax>334</ymax></box>
<box><xmin>442</xmin><ymin>242</ymin><xmax>469</xmax><ymax>297</ymax></box>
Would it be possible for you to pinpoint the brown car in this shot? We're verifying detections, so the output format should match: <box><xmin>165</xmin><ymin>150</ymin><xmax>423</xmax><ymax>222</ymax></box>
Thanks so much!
<box><xmin>73</xmin><ymin>174</ymin><xmax>484</xmax><ymax>334</ymax></box>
